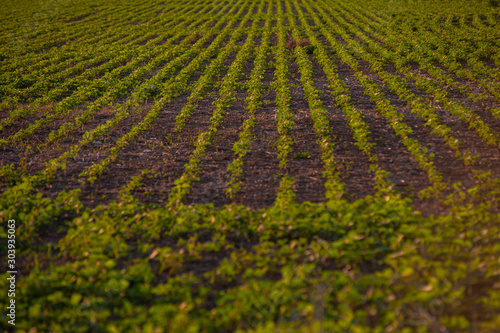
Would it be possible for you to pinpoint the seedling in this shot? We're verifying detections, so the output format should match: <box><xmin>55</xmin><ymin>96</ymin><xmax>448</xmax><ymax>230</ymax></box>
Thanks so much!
<box><xmin>293</xmin><ymin>151</ymin><xmax>311</xmax><ymax>159</ymax></box>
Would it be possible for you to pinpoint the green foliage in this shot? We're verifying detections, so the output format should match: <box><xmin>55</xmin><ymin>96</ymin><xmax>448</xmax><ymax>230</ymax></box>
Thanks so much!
<box><xmin>1</xmin><ymin>0</ymin><xmax>499</xmax><ymax>331</ymax></box>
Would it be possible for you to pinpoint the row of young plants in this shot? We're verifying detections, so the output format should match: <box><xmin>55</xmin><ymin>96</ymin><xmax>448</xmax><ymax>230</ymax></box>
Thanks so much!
<box><xmin>117</xmin><ymin>168</ymin><xmax>154</xmax><ymax>204</ymax></box>
<box><xmin>377</xmin><ymin>0</ymin><xmax>500</xmax><ymax>82</ymax></box>
<box><xmin>81</xmin><ymin>0</ymin><xmax>254</xmax><ymax>184</ymax></box>
<box><xmin>328</xmin><ymin>0</ymin><xmax>500</xmax><ymax>147</ymax></box>
<box><xmin>342</xmin><ymin>3</ymin><xmax>496</xmax><ymax>102</ymax></box>
<box><xmin>0</xmin><ymin>0</ymin><xmax>206</xmax><ymax>112</ymax></box>
<box><xmin>224</xmin><ymin>2</ymin><xmax>273</xmax><ymax>199</ymax></box>
<box><xmin>0</xmin><ymin>0</ymin><xmax>161</xmax><ymax>70</ymax></box>
<box><xmin>285</xmin><ymin>1</ymin><xmax>345</xmax><ymax>201</ymax></box>
<box><xmin>341</xmin><ymin>0</ymin><xmax>500</xmax><ymax>109</ymax></box>
<box><xmin>0</xmin><ymin>0</ymin><xmax>198</xmax><ymax>106</ymax></box>
<box><xmin>0</xmin><ymin>1</ymin><xmax>499</xmax><ymax>332</ymax></box>
<box><xmin>320</xmin><ymin>1</ymin><xmax>478</xmax><ymax>167</ymax></box>
<box><xmin>379</xmin><ymin>4</ymin><xmax>500</xmax><ymax>108</ymax></box>
<box><xmin>0</xmin><ymin>0</ymin><xmax>241</xmax><ymax>246</ymax></box>
<box><xmin>42</xmin><ymin>1</ymin><xmax>229</xmax><ymax>147</ymax></box>
<box><xmin>296</xmin><ymin>0</ymin><xmax>395</xmax><ymax>197</ymax></box>
<box><xmin>0</xmin><ymin>1</ymin><xmax>206</xmax><ymax>134</ymax></box>
<box><xmin>166</xmin><ymin>0</ymin><xmax>263</xmax><ymax>206</ymax></box>
<box><xmin>309</xmin><ymin>0</ymin><xmax>447</xmax><ymax>197</ymax></box>
<box><xmin>0</xmin><ymin>0</ymin><xmax>156</xmax><ymax>90</ymax></box>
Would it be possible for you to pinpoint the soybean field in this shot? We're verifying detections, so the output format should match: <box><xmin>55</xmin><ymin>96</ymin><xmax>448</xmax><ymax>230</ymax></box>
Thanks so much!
<box><xmin>1</xmin><ymin>0</ymin><xmax>500</xmax><ymax>331</ymax></box>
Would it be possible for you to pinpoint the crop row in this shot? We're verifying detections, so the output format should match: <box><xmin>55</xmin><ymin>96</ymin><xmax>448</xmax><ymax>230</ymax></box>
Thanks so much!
<box><xmin>0</xmin><ymin>0</ymin><xmax>241</xmax><ymax>202</ymax></box>
<box><xmin>80</xmin><ymin>0</ymin><xmax>255</xmax><ymax>184</ymax></box>
<box><xmin>224</xmin><ymin>2</ymin><xmax>273</xmax><ymax>199</ymax></box>
<box><xmin>43</xmin><ymin>1</ymin><xmax>231</xmax><ymax>148</ymax></box>
<box><xmin>167</xmin><ymin>0</ymin><xmax>262</xmax><ymax>206</ymax></box>
<box><xmin>1</xmin><ymin>1</ymin><xmax>499</xmax><ymax>331</ymax></box>
<box><xmin>297</xmin><ymin>1</ymin><xmax>395</xmax><ymax>197</ymax></box>
<box><xmin>285</xmin><ymin>1</ymin><xmax>345</xmax><ymax>201</ymax></box>
<box><xmin>0</xmin><ymin>0</ymin><xmax>159</xmax><ymax>79</ymax></box>
<box><xmin>51</xmin><ymin>0</ymin><xmax>244</xmax><ymax>184</ymax></box>
<box><xmin>271</xmin><ymin>0</ymin><xmax>297</xmax><ymax>208</ymax></box>
<box><xmin>341</xmin><ymin>0</ymin><xmax>500</xmax><ymax>117</ymax></box>
<box><xmin>0</xmin><ymin>0</ymin><xmax>209</xmax><ymax>127</ymax></box>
